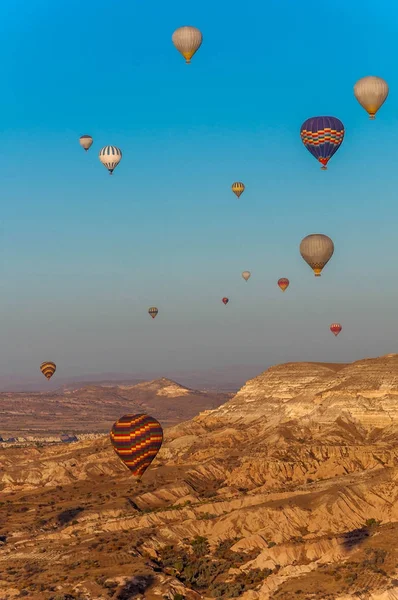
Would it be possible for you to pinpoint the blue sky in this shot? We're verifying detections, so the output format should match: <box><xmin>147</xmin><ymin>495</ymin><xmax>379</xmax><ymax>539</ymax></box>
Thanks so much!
<box><xmin>0</xmin><ymin>0</ymin><xmax>397</xmax><ymax>381</ymax></box>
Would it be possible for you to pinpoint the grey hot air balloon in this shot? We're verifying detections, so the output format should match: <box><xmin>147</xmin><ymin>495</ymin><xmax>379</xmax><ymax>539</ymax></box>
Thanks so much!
<box><xmin>172</xmin><ymin>26</ymin><xmax>203</xmax><ymax>64</ymax></box>
<box><xmin>242</xmin><ymin>271</ymin><xmax>251</xmax><ymax>281</ymax></box>
<box><xmin>79</xmin><ymin>135</ymin><xmax>93</xmax><ymax>151</ymax></box>
<box><xmin>99</xmin><ymin>146</ymin><xmax>122</xmax><ymax>175</ymax></box>
<box><xmin>300</xmin><ymin>234</ymin><xmax>334</xmax><ymax>277</ymax></box>
<box><xmin>354</xmin><ymin>76</ymin><xmax>389</xmax><ymax>120</ymax></box>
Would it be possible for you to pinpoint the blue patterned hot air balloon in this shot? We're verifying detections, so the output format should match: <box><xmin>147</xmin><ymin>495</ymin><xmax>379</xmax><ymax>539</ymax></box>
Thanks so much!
<box><xmin>300</xmin><ymin>117</ymin><xmax>345</xmax><ymax>170</ymax></box>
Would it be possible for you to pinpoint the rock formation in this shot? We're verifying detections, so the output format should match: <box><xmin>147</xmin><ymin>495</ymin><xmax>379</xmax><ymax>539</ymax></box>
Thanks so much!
<box><xmin>0</xmin><ymin>355</ymin><xmax>397</xmax><ymax>599</ymax></box>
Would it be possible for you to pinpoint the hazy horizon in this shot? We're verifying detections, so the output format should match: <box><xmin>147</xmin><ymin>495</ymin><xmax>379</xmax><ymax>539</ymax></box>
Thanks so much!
<box><xmin>1</xmin><ymin>0</ymin><xmax>397</xmax><ymax>378</ymax></box>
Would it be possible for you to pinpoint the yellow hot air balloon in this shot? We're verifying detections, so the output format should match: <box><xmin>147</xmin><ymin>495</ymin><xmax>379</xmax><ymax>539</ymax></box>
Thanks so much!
<box><xmin>79</xmin><ymin>135</ymin><xmax>93</xmax><ymax>151</ymax></box>
<box><xmin>232</xmin><ymin>182</ymin><xmax>245</xmax><ymax>198</ymax></box>
<box><xmin>172</xmin><ymin>26</ymin><xmax>202</xmax><ymax>64</ymax></box>
<box><xmin>300</xmin><ymin>234</ymin><xmax>334</xmax><ymax>277</ymax></box>
<box><xmin>242</xmin><ymin>271</ymin><xmax>251</xmax><ymax>281</ymax></box>
<box><xmin>40</xmin><ymin>361</ymin><xmax>56</xmax><ymax>381</ymax></box>
<box><xmin>354</xmin><ymin>76</ymin><xmax>389</xmax><ymax>120</ymax></box>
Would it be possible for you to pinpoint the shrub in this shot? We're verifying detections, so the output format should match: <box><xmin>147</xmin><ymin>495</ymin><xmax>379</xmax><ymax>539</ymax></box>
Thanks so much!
<box><xmin>190</xmin><ymin>536</ymin><xmax>210</xmax><ymax>557</ymax></box>
<box><xmin>57</xmin><ymin>507</ymin><xmax>84</xmax><ymax>526</ymax></box>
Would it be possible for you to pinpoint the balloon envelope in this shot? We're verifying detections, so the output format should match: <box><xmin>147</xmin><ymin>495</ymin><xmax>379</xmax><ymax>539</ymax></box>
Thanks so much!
<box><xmin>354</xmin><ymin>76</ymin><xmax>389</xmax><ymax>119</ymax></box>
<box><xmin>99</xmin><ymin>146</ymin><xmax>122</xmax><ymax>174</ymax></box>
<box><xmin>330</xmin><ymin>323</ymin><xmax>342</xmax><ymax>336</ymax></box>
<box><xmin>300</xmin><ymin>234</ymin><xmax>334</xmax><ymax>276</ymax></box>
<box><xmin>148</xmin><ymin>307</ymin><xmax>158</xmax><ymax>319</ymax></box>
<box><xmin>110</xmin><ymin>414</ymin><xmax>163</xmax><ymax>479</ymax></box>
<box><xmin>300</xmin><ymin>117</ymin><xmax>344</xmax><ymax>170</ymax></box>
<box><xmin>242</xmin><ymin>271</ymin><xmax>251</xmax><ymax>281</ymax></box>
<box><xmin>222</xmin><ymin>297</ymin><xmax>229</xmax><ymax>305</ymax></box>
<box><xmin>232</xmin><ymin>182</ymin><xmax>245</xmax><ymax>198</ymax></box>
<box><xmin>278</xmin><ymin>278</ymin><xmax>289</xmax><ymax>292</ymax></box>
<box><xmin>79</xmin><ymin>135</ymin><xmax>93</xmax><ymax>151</ymax></box>
<box><xmin>172</xmin><ymin>26</ymin><xmax>202</xmax><ymax>63</ymax></box>
<box><xmin>40</xmin><ymin>361</ymin><xmax>56</xmax><ymax>380</ymax></box>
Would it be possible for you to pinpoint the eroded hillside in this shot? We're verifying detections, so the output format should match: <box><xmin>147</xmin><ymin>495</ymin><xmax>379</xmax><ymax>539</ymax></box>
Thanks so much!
<box><xmin>0</xmin><ymin>355</ymin><xmax>397</xmax><ymax>600</ymax></box>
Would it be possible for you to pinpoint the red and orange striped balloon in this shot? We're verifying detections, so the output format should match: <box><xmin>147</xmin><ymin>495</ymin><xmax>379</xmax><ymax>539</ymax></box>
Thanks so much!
<box><xmin>110</xmin><ymin>414</ymin><xmax>163</xmax><ymax>479</ymax></box>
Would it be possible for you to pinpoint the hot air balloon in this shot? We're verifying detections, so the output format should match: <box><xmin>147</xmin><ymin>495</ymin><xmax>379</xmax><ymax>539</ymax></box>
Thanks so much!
<box><xmin>40</xmin><ymin>361</ymin><xmax>56</xmax><ymax>381</ymax></box>
<box><xmin>354</xmin><ymin>76</ymin><xmax>389</xmax><ymax>119</ymax></box>
<box><xmin>278</xmin><ymin>278</ymin><xmax>289</xmax><ymax>292</ymax></box>
<box><xmin>110</xmin><ymin>414</ymin><xmax>163</xmax><ymax>479</ymax></box>
<box><xmin>300</xmin><ymin>117</ymin><xmax>344</xmax><ymax>170</ymax></box>
<box><xmin>172</xmin><ymin>26</ymin><xmax>202</xmax><ymax>64</ymax></box>
<box><xmin>232</xmin><ymin>182</ymin><xmax>245</xmax><ymax>198</ymax></box>
<box><xmin>99</xmin><ymin>146</ymin><xmax>122</xmax><ymax>175</ymax></box>
<box><xmin>242</xmin><ymin>271</ymin><xmax>251</xmax><ymax>281</ymax></box>
<box><xmin>300</xmin><ymin>234</ymin><xmax>334</xmax><ymax>276</ymax></box>
<box><xmin>79</xmin><ymin>135</ymin><xmax>93</xmax><ymax>151</ymax></box>
<box><xmin>222</xmin><ymin>297</ymin><xmax>229</xmax><ymax>305</ymax></box>
<box><xmin>148</xmin><ymin>307</ymin><xmax>158</xmax><ymax>319</ymax></box>
<box><xmin>330</xmin><ymin>323</ymin><xmax>342</xmax><ymax>336</ymax></box>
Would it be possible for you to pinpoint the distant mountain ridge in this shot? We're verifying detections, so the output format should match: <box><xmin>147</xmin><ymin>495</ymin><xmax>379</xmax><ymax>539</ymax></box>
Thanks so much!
<box><xmin>0</xmin><ymin>364</ymin><xmax>265</xmax><ymax>393</ymax></box>
<box><xmin>0</xmin><ymin>377</ymin><xmax>233</xmax><ymax>437</ymax></box>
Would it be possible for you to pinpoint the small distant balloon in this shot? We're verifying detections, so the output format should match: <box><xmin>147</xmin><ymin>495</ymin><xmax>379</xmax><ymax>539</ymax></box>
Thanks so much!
<box><xmin>79</xmin><ymin>135</ymin><xmax>93</xmax><ymax>151</ymax></box>
<box><xmin>99</xmin><ymin>146</ymin><xmax>122</xmax><ymax>175</ymax></box>
<box><xmin>222</xmin><ymin>297</ymin><xmax>229</xmax><ymax>305</ymax></box>
<box><xmin>300</xmin><ymin>117</ymin><xmax>344</xmax><ymax>170</ymax></box>
<box><xmin>110</xmin><ymin>413</ymin><xmax>163</xmax><ymax>480</ymax></box>
<box><xmin>300</xmin><ymin>234</ymin><xmax>334</xmax><ymax>277</ymax></box>
<box><xmin>330</xmin><ymin>323</ymin><xmax>342</xmax><ymax>337</ymax></box>
<box><xmin>172</xmin><ymin>26</ymin><xmax>203</xmax><ymax>64</ymax></box>
<box><xmin>232</xmin><ymin>182</ymin><xmax>245</xmax><ymax>198</ymax></box>
<box><xmin>148</xmin><ymin>307</ymin><xmax>158</xmax><ymax>319</ymax></box>
<box><xmin>40</xmin><ymin>361</ymin><xmax>56</xmax><ymax>381</ymax></box>
<box><xmin>242</xmin><ymin>271</ymin><xmax>251</xmax><ymax>281</ymax></box>
<box><xmin>354</xmin><ymin>76</ymin><xmax>389</xmax><ymax>119</ymax></box>
<box><xmin>278</xmin><ymin>278</ymin><xmax>289</xmax><ymax>292</ymax></box>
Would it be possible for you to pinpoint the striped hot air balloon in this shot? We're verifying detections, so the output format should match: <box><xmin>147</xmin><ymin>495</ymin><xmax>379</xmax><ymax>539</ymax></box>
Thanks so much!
<box><xmin>79</xmin><ymin>135</ymin><xmax>93</xmax><ymax>151</ymax></box>
<box><xmin>278</xmin><ymin>278</ymin><xmax>289</xmax><ymax>292</ymax></box>
<box><xmin>99</xmin><ymin>146</ymin><xmax>122</xmax><ymax>175</ymax></box>
<box><xmin>110</xmin><ymin>414</ymin><xmax>163</xmax><ymax>479</ymax></box>
<box><xmin>300</xmin><ymin>117</ymin><xmax>344</xmax><ymax>170</ymax></box>
<box><xmin>232</xmin><ymin>182</ymin><xmax>245</xmax><ymax>198</ymax></box>
<box><xmin>222</xmin><ymin>297</ymin><xmax>229</xmax><ymax>305</ymax></box>
<box><xmin>40</xmin><ymin>361</ymin><xmax>56</xmax><ymax>381</ymax></box>
<box><xmin>148</xmin><ymin>307</ymin><xmax>158</xmax><ymax>319</ymax></box>
<box><xmin>330</xmin><ymin>323</ymin><xmax>342</xmax><ymax>337</ymax></box>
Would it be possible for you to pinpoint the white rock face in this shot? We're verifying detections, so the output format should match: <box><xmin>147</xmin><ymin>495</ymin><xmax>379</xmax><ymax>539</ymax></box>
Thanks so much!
<box><xmin>199</xmin><ymin>355</ymin><xmax>398</xmax><ymax>430</ymax></box>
